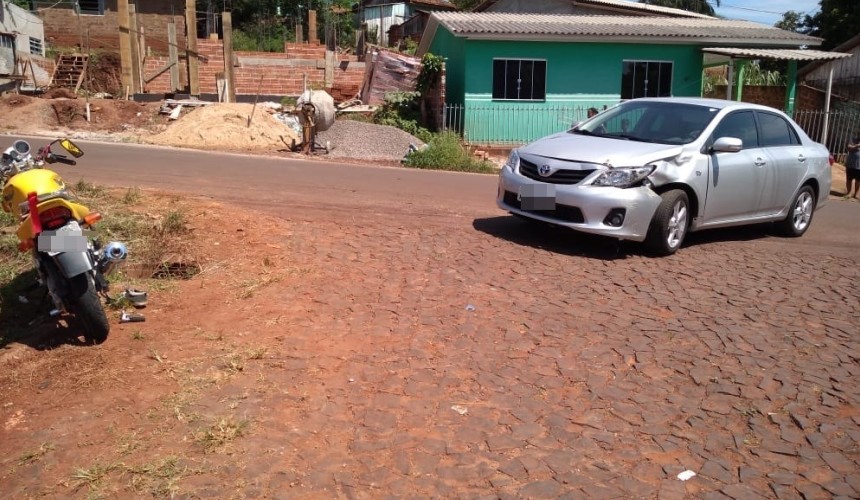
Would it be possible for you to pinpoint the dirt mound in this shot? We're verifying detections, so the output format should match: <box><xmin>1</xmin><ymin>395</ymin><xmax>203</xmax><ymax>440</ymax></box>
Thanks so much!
<box><xmin>147</xmin><ymin>103</ymin><xmax>300</xmax><ymax>152</ymax></box>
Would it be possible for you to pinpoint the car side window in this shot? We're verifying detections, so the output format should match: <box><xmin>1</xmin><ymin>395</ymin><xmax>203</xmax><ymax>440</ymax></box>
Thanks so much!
<box><xmin>757</xmin><ymin>112</ymin><xmax>799</xmax><ymax>146</ymax></box>
<box><xmin>712</xmin><ymin>111</ymin><xmax>758</xmax><ymax>149</ymax></box>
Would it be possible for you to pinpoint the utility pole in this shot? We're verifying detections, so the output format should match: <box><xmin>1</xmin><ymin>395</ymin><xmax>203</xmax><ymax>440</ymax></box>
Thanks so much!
<box><xmin>128</xmin><ymin>3</ymin><xmax>141</xmax><ymax>93</ymax></box>
<box><xmin>117</xmin><ymin>0</ymin><xmax>133</xmax><ymax>97</ymax></box>
<box><xmin>185</xmin><ymin>0</ymin><xmax>200</xmax><ymax>96</ymax></box>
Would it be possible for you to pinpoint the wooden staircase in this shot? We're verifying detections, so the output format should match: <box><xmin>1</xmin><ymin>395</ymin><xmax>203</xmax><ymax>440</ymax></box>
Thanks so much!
<box><xmin>50</xmin><ymin>53</ymin><xmax>88</xmax><ymax>92</ymax></box>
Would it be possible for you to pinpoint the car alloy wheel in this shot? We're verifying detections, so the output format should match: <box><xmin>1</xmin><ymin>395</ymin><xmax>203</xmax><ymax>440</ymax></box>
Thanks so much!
<box><xmin>791</xmin><ymin>189</ymin><xmax>813</xmax><ymax>233</ymax></box>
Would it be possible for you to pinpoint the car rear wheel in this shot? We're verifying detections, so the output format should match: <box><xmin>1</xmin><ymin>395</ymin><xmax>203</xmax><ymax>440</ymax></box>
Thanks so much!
<box><xmin>645</xmin><ymin>189</ymin><xmax>689</xmax><ymax>256</ymax></box>
<box><xmin>777</xmin><ymin>185</ymin><xmax>815</xmax><ymax>237</ymax></box>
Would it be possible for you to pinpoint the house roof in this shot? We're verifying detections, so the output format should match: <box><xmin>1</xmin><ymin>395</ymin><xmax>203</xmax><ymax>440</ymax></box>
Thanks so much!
<box><xmin>418</xmin><ymin>12</ymin><xmax>822</xmax><ymax>54</ymax></box>
<box><xmin>797</xmin><ymin>33</ymin><xmax>860</xmax><ymax>77</ymax></box>
<box><xmin>361</xmin><ymin>0</ymin><xmax>456</xmax><ymax>8</ymax></box>
<box><xmin>703</xmin><ymin>47</ymin><xmax>852</xmax><ymax>64</ymax></box>
<box><xmin>474</xmin><ymin>0</ymin><xmax>714</xmax><ymax>18</ymax></box>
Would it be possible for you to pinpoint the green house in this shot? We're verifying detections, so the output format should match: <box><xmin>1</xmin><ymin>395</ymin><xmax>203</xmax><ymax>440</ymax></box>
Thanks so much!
<box><xmin>417</xmin><ymin>12</ymin><xmax>823</xmax><ymax>144</ymax></box>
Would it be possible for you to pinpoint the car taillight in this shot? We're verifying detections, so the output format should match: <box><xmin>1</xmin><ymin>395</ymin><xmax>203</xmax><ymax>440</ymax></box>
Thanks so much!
<box><xmin>829</xmin><ymin>154</ymin><xmax>835</xmax><ymax>166</ymax></box>
<box><xmin>40</xmin><ymin>206</ymin><xmax>73</xmax><ymax>230</ymax></box>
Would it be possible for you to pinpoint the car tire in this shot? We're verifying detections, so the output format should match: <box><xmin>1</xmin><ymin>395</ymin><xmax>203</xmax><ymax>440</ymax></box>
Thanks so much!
<box><xmin>776</xmin><ymin>185</ymin><xmax>815</xmax><ymax>237</ymax></box>
<box><xmin>645</xmin><ymin>189</ymin><xmax>689</xmax><ymax>256</ymax></box>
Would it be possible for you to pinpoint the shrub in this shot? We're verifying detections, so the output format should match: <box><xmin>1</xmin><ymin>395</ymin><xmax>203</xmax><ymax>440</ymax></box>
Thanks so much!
<box><xmin>403</xmin><ymin>132</ymin><xmax>496</xmax><ymax>173</ymax></box>
<box><xmin>373</xmin><ymin>91</ymin><xmax>433</xmax><ymax>143</ymax></box>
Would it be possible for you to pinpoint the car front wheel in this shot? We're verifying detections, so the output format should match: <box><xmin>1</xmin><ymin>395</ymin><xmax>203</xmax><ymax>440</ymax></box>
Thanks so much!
<box><xmin>777</xmin><ymin>185</ymin><xmax>815</xmax><ymax>237</ymax></box>
<box><xmin>645</xmin><ymin>189</ymin><xmax>689</xmax><ymax>256</ymax></box>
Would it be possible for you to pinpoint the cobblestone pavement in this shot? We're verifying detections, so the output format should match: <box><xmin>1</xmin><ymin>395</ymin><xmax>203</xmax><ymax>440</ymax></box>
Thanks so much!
<box><xmin>212</xmin><ymin>209</ymin><xmax>860</xmax><ymax>499</ymax></box>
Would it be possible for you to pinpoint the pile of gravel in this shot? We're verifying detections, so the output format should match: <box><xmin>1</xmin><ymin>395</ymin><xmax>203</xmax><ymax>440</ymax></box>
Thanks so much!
<box><xmin>317</xmin><ymin>119</ymin><xmax>424</xmax><ymax>161</ymax></box>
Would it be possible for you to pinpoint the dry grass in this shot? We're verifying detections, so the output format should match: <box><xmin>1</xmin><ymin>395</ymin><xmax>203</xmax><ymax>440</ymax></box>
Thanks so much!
<box><xmin>194</xmin><ymin>417</ymin><xmax>249</xmax><ymax>453</ymax></box>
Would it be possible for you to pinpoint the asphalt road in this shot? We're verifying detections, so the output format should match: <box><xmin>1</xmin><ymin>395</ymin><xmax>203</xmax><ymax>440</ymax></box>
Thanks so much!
<box><xmin>14</xmin><ymin>135</ymin><xmax>860</xmax><ymax>255</ymax></box>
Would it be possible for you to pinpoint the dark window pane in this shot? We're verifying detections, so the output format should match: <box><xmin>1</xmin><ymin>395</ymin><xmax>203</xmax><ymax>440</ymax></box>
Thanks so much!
<box><xmin>633</xmin><ymin>62</ymin><xmax>647</xmax><ymax>99</ymax></box>
<box><xmin>533</xmin><ymin>61</ymin><xmax>546</xmax><ymax>100</ymax></box>
<box><xmin>505</xmin><ymin>61</ymin><xmax>520</xmax><ymax>99</ymax></box>
<box><xmin>492</xmin><ymin>60</ymin><xmax>506</xmax><ymax>99</ymax></box>
<box><xmin>621</xmin><ymin>62</ymin><xmax>633</xmax><ymax>100</ymax></box>
<box><xmin>713</xmin><ymin>111</ymin><xmax>758</xmax><ymax>148</ymax></box>
<box><xmin>520</xmin><ymin>60</ymin><xmax>534</xmax><ymax>99</ymax></box>
<box><xmin>758</xmin><ymin>112</ymin><xmax>796</xmax><ymax>146</ymax></box>
<box><xmin>658</xmin><ymin>62</ymin><xmax>672</xmax><ymax>97</ymax></box>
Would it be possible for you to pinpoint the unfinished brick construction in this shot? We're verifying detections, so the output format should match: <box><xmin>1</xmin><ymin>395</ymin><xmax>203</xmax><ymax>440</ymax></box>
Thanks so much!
<box><xmin>143</xmin><ymin>41</ymin><xmax>366</xmax><ymax>99</ymax></box>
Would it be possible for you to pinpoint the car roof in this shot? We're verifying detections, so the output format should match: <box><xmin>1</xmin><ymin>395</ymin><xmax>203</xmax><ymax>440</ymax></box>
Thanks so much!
<box><xmin>629</xmin><ymin>97</ymin><xmax>782</xmax><ymax>114</ymax></box>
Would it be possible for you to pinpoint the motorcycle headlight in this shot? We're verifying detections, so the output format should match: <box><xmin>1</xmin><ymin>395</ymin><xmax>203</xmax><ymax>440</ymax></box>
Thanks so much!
<box><xmin>591</xmin><ymin>166</ymin><xmax>655</xmax><ymax>188</ymax></box>
<box><xmin>506</xmin><ymin>150</ymin><xmax>520</xmax><ymax>171</ymax></box>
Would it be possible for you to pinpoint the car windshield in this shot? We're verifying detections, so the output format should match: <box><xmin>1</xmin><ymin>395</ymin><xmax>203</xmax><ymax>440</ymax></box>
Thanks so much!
<box><xmin>571</xmin><ymin>101</ymin><xmax>720</xmax><ymax>145</ymax></box>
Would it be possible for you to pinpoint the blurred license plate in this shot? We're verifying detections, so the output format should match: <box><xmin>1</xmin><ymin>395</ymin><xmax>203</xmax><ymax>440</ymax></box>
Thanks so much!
<box><xmin>518</xmin><ymin>184</ymin><xmax>556</xmax><ymax>210</ymax></box>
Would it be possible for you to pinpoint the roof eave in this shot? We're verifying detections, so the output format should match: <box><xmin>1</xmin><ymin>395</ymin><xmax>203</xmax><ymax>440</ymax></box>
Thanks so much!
<box><xmin>452</xmin><ymin>33</ymin><xmax>822</xmax><ymax>47</ymax></box>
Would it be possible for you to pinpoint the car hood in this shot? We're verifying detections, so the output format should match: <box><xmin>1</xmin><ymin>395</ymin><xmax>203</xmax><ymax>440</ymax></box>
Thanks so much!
<box><xmin>520</xmin><ymin>132</ymin><xmax>685</xmax><ymax>166</ymax></box>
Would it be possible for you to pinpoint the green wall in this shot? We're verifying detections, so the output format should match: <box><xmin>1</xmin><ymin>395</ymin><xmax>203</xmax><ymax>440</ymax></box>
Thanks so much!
<box><xmin>431</xmin><ymin>34</ymin><xmax>705</xmax><ymax>144</ymax></box>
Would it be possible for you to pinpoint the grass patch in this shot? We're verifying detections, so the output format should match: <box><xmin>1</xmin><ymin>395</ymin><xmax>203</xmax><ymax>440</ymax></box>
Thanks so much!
<box><xmin>17</xmin><ymin>442</ymin><xmax>54</xmax><ymax>466</ymax></box>
<box><xmin>72</xmin><ymin>179</ymin><xmax>107</xmax><ymax>199</ymax></box>
<box><xmin>194</xmin><ymin>417</ymin><xmax>249</xmax><ymax>453</ymax></box>
<box><xmin>160</xmin><ymin>210</ymin><xmax>187</xmax><ymax>235</ymax></box>
<box><xmin>403</xmin><ymin>132</ymin><xmax>497</xmax><ymax>173</ymax></box>
<box><xmin>122</xmin><ymin>186</ymin><xmax>141</xmax><ymax>204</ymax></box>
<box><xmin>126</xmin><ymin>456</ymin><xmax>183</xmax><ymax>497</ymax></box>
<box><xmin>71</xmin><ymin>461</ymin><xmax>121</xmax><ymax>492</ymax></box>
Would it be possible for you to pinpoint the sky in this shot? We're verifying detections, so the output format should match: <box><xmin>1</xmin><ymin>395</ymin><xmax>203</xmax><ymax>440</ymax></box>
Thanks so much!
<box><xmin>712</xmin><ymin>0</ymin><xmax>820</xmax><ymax>26</ymax></box>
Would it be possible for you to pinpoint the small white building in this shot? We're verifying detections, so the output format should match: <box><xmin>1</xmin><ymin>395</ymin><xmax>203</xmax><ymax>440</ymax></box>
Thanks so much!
<box><xmin>1</xmin><ymin>1</ymin><xmax>46</xmax><ymax>90</ymax></box>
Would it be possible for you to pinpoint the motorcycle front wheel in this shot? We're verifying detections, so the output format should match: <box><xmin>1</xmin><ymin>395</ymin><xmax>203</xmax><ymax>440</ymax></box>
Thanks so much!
<box><xmin>67</xmin><ymin>273</ymin><xmax>110</xmax><ymax>344</ymax></box>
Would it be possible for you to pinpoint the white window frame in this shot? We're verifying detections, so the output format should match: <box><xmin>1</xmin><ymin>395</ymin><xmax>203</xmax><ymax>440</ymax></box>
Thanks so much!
<box><xmin>621</xmin><ymin>59</ymin><xmax>674</xmax><ymax>99</ymax></box>
<box><xmin>492</xmin><ymin>58</ymin><xmax>547</xmax><ymax>102</ymax></box>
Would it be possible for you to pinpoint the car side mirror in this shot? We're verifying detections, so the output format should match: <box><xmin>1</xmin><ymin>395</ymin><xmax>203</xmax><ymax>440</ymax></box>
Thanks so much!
<box><xmin>711</xmin><ymin>136</ymin><xmax>743</xmax><ymax>153</ymax></box>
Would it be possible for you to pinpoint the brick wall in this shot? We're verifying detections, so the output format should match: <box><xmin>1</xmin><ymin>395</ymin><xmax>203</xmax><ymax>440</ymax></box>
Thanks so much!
<box><xmin>38</xmin><ymin>1</ymin><xmax>184</xmax><ymax>53</ymax></box>
<box><xmin>705</xmin><ymin>85</ymin><xmax>824</xmax><ymax>112</ymax></box>
<box><xmin>143</xmin><ymin>40</ymin><xmax>366</xmax><ymax>100</ymax></box>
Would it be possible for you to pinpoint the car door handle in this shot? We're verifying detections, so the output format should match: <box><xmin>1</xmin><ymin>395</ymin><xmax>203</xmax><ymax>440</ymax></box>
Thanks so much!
<box><xmin>754</xmin><ymin>157</ymin><xmax>766</xmax><ymax>166</ymax></box>
<box><xmin>797</xmin><ymin>154</ymin><xmax>807</xmax><ymax>162</ymax></box>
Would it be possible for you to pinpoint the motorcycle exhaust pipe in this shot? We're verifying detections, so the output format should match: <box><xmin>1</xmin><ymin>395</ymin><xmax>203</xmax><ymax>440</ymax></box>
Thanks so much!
<box><xmin>98</xmin><ymin>241</ymin><xmax>128</xmax><ymax>276</ymax></box>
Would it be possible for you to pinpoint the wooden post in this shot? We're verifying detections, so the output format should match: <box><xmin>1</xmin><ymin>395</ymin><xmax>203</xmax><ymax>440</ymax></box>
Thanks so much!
<box><xmin>117</xmin><ymin>0</ymin><xmax>133</xmax><ymax>96</ymax></box>
<box><xmin>186</xmin><ymin>0</ymin><xmax>200</xmax><ymax>96</ymax></box>
<box><xmin>222</xmin><ymin>11</ymin><xmax>236</xmax><ymax>103</ymax></box>
<box><xmin>167</xmin><ymin>20</ymin><xmax>180</xmax><ymax>91</ymax></box>
<box><xmin>128</xmin><ymin>4</ymin><xmax>141</xmax><ymax>93</ymax></box>
<box><xmin>138</xmin><ymin>25</ymin><xmax>147</xmax><ymax>91</ymax></box>
<box><xmin>308</xmin><ymin>10</ymin><xmax>317</xmax><ymax>44</ymax></box>
<box><xmin>296</xmin><ymin>23</ymin><xmax>303</xmax><ymax>44</ymax></box>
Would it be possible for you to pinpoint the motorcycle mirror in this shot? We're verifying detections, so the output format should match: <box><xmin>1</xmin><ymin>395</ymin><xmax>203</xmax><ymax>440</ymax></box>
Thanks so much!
<box><xmin>59</xmin><ymin>138</ymin><xmax>84</xmax><ymax>158</ymax></box>
<box><xmin>13</xmin><ymin>140</ymin><xmax>31</xmax><ymax>157</ymax></box>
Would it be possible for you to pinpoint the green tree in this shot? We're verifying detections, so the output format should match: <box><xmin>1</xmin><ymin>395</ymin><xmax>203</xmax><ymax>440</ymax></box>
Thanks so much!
<box><xmin>775</xmin><ymin>10</ymin><xmax>804</xmax><ymax>32</ymax></box>
<box><xmin>801</xmin><ymin>0</ymin><xmax>860</xmax><ymax>50</ymax></box>
<box><xmin>638</xmin><ymin>0</ymin><xmax>721</xmax><ymax>17</ymax></box>
<box><xmin>451</xmin><ymin>0</ymin><xmax>484</xmax><ymax>10</ymax></box>
<box><xmin>199</xmin><ymin>0</ymin><xmax>354</xmax><ymax>51</ymax></box>
<box><xmin>8</xmin><ymin>0</ymin><xmax>30</xmax><ymax>8</ymax></box>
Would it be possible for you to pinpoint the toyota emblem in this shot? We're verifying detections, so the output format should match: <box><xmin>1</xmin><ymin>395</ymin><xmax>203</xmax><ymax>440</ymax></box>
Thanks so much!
<box><xmin>538</xmin><ymin>164</ymin><xmax>552</xmax><ymax>177</ymax></box>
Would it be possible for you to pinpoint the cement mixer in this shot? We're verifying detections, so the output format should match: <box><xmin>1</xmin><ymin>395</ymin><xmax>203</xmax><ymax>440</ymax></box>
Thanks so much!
<box><xmin>290</xmin><ymin>90</ymin><xmax>336</xmax><ymax>154</ymax></box>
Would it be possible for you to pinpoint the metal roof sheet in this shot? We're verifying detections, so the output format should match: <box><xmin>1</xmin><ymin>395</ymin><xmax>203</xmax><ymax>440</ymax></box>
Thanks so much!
<box><xmin>431</xmin><ymin>12</ymin><xmax>822</xmax><ymax>46</ymax></box>
<box><xmin>703</xmin><ymin>47</ymin><xmax>852</xmax><ymax>62</ymax></box>
<box><xmin>572</xmin><ymin>0</ymin><xmax>714</xmax><ymax>19</ymax></box>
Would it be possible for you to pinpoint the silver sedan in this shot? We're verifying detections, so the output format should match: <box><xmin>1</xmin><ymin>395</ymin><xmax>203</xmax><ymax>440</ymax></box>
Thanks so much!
<box><xmin>497</xmin><ymin>97</ymin><xmax>833</xmax><ymax>255</ymax></box>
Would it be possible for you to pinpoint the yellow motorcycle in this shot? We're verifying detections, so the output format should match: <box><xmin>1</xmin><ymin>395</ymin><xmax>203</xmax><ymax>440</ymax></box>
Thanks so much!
<box><xmin>1</xmin><ymin>138</ymin><xmax>127</xmax><ymax>343</ymax></box>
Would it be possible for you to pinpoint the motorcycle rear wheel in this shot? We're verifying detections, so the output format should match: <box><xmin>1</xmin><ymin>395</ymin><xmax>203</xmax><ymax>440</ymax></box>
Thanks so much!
<box><xmin>67</xmin><ymin>273</ymin><xmax>110</xmax><ymax>344</ymax></box>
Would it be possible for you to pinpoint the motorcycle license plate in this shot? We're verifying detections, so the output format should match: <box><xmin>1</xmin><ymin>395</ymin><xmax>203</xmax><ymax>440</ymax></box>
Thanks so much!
<box><xmin>39</xmin><ymin>221</ymin><xmax>88</xmax><ymax>254</ymax></box>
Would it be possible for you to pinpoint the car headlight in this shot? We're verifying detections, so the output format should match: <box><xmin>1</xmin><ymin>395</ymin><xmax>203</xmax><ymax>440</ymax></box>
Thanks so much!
<box><xmin>506</xmin><ymin>150</ymin><xmax>520</xmax><ymax>171</ymax></box>
<box><xmin>591</xmin><ymin>166</ymin><xmax>655</xmax><ymax>188</ymax></box>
